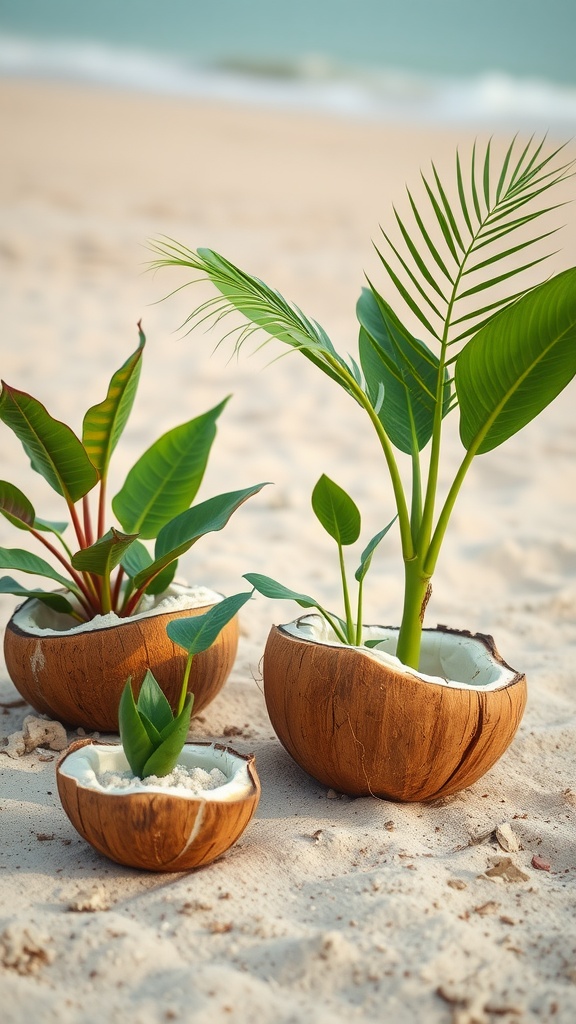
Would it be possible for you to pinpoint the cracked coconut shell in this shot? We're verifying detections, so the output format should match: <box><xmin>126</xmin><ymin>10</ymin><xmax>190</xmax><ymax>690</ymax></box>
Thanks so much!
<box><xmin>263</xmin><ymin>617</ymin><xmax>527</xmax><ymax>801</ymax></box>
<box><xmin>57</xmin><ymin>739</ymin><xmax>261</xmax><ymax>871</ymax></box>
<box><xmin>4</xmin><ymin>591</ymin><xmax>238</xmax><ymax>732</ymax></box>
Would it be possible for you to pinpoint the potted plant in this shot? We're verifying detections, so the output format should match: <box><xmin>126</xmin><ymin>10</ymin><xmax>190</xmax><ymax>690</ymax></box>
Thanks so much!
<box><xmin>0</xmin><ymin>323</ymin><xmax>267</xmax><ymax>731</ymax></box>
<box><xmin>57</xmin><ymin>590</ymin><xmax>261</xmax><ymax>871</ymax></box>
<box><xmin>150</xmin><ymin>137</ymin><xmax>576</xmax><ymax>800</ymax></box>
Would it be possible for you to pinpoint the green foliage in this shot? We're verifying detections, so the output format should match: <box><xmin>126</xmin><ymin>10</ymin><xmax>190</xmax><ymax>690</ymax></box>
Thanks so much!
<box><xmin>0</xmin><ymin>325</ymin><xmax>265</xmax><ymax>621</ymax></box>
<box><xmin>119</xmin><ymin>591</ymin><xmax>252</xmax><ymax>778</ymax></box>
<box><xmin>119</xmin><ymin>670</ymin><xmax>194</xmax><ymax>779</ymax></box>
<box><xmin>151</xmin><ymin>136</ymin><xmax>576</xmax><ymax>668</ymax></box>
<box><xmin>245</xmin><ymin>476</ymin><xmax>396</xmax><ymax>646</ymax></box>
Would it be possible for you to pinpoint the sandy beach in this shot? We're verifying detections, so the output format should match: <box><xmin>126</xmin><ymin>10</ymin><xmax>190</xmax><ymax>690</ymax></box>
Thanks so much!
<box><xmin>1</xmin><ymin>79</ymin><xmax>575</xmax><ymax>1023</ymax></box>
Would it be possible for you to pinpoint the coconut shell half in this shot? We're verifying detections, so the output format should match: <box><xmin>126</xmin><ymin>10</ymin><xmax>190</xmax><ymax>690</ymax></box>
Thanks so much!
<box><xmin>263</xmin><ymin>617</ymin><xmax>527</xmax><ymax>801</ymax></box>
<box><xmin>4</xmin><ymin>589</ymin><xmax>239</xmax><ymax>732</ymax></box>
<box><xmin>57</xmin><ymin>739</ymin><xmax>261</xmax><ymax>871</ymax></box>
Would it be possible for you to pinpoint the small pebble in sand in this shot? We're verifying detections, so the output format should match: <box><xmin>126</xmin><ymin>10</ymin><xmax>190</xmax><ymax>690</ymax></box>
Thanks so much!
<box><xmin>68</xmin><ymin>887</ymin><xmax>110</xmax><ymax>912</ymax></box>
<box><xmin>531</xmin><ymin>855</ymin><xmax>551</xmax><ymax>871</ymax></box>
<box><xmin>495</xmin><ymin>822</ymin><xmax>521</xmax><ymax>853</ymax></box>
<box><xmin>96</xmin><ymin>764</ymin><xmax>227</xmax><ymax>793</ymax></box>
<box><xmin>485</xmin><ymin>857</ymin><xmax>530</xmax><ymax>883</ymax></box>
<box><xmin>1</xmin><ymin>716</ymin><xmax>67</xmax><ymax>759</ymax></box>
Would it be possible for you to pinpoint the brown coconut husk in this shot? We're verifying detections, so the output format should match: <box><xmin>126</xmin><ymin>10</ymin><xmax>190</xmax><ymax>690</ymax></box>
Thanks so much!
<box><xmin>4</xmin><ymin>596</ymin><xmax>238</xmax><ymax>732</ymax></box>
<box><xmin>263</xmin><ymin>620</ymin><xmax>527</xmax><ymax>801</ymax></box>
<box><xmin>56</xmin><ymin>738</ymin><xmax>261</xmax><ymax>871</ymax></box>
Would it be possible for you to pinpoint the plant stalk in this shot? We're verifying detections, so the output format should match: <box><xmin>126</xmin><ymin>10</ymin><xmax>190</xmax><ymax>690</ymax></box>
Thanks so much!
<box><xmin>178</xmin><ymin>652</ymin><xmax>194</xmax><ymax>716</ymax></box>
<box><xmin>395</xmin><ymin>557</ymin><xmax>432</xmax><ymax>668</ymax></box>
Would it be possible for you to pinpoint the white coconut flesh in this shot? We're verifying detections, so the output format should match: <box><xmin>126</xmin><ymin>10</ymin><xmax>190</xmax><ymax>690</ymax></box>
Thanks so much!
<box><xmin>282</xmin><ymin>615</ymin><xmax>518</xmax><ymax>692</ymax></box>
<box><xmin>11</xmin><ymin>582</ymin><xmax>223</xmax><ymax>636</ymax></box>
<box><xmin>58</xmin><ymin>742</ymin><xmax>255</xmax><ymax>801</ymax></box>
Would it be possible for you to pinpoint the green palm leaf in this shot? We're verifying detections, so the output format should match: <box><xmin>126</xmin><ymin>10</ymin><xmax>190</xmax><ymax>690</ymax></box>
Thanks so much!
<box><xmin>375</xmin><ymin>138</ymin><xmax>573</xmax><ymax>350</ymax></box>
<box><xmin>149</xmin><ymin>239</ymin><xmax>354</xmax><ymax>393</ymax></box>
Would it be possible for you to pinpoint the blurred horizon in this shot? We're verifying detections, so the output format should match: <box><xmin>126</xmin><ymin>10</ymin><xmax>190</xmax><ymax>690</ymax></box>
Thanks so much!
<box><xmin>1</xmin><ymin>0</ymin><xmax>575</xmax><ymax>131</ymax></box>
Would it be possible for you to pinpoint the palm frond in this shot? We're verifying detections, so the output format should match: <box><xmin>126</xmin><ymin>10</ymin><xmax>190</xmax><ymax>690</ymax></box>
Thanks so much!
<box><xmin>376</xmin><ymin>136</ymin><xmax>574</xmax><ymax>352</ymax></box>
<box><xmin>148</xmin><ymin>239</ymin><xmax>360</xmax><ymax>397</ymax></box>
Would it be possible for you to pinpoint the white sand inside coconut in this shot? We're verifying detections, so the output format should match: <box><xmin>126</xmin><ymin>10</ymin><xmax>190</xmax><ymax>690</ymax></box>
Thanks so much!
<box><xmin>96</xmin><ymin>764</ymin><xmax>228</xmax><ymax>793</ymax></box>
<box><xmin>11</xmin><ymin>582</ymin><xmax>223</xmax><ymax>636</ymax></box>
<box><xmin>58</xmin><ymin>742</ymin><xmax>256</xmax><ymax>802</ymax></box>
<box><xmin>284</xmin><ymin>614</ymin><xmax>519</xmax><ymax>691</ymax></box>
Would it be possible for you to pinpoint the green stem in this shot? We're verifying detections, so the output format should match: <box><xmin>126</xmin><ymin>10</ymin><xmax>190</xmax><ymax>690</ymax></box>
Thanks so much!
<box><xmin>410</xmin><ymin>447</ymin><xmax>422</xmax><ymax>546</ymax></box>
<box><xmin>323</xmin><ymin>353</ymin><xmax>414</xmax><ymax>560</ymax></box>
<box><xmin>395</xmin><ymin>556</ymin><xmax>432</xmax><ymax>667</ymax></box>
<box><xmin>338</xmin><ymin>542</ymin><xmax>354</xmax><ymax>644</ymax></box>
<box><xmin>100</xmin><ymin>572</ymin><xmax>112</xmax><ymax>615</ymax></box>
<box><xmin>315</xmin><ymin>604</ymin><xmax>348</xmax><ymax>644</ymax></box>
<box><xmin>178</xmin><ymin>652</ymin><xmax>194</xmax><ymax>716</ymax></box>
<box><xmin>355</xmin><ymin>579</ymin><xmax>364</xmax><ymax>646</ymax></box>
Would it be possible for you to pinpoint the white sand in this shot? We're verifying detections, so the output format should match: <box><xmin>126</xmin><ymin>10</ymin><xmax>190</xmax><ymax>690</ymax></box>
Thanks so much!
<box><xmin>0</xmin><ymin>80</ymin><xmax>575</xmax><ymax>1023</ymax></box>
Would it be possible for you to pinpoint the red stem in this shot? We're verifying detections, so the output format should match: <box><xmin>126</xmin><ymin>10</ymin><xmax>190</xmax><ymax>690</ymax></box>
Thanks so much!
<box><xmin>82</xmin><ymin>495</ymin><xmax>94</xmax><ymax>546</ymax></box>
<box><xmin>69</xmin><ymin>502</ymin><xmax>87</xmax><ymax>549</ymax></box>
<box><xmin>30</xmin><ymin>527</ymin><xmax>96</xmax><ymax>613</ymax></box>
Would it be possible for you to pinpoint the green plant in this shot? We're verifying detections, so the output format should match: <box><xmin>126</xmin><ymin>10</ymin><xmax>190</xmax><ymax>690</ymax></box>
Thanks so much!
<box><xmin>245</xmin><ymin>473</ymin><xmax>396</xmax><ymax>646</ymax></box>
<box><xmin>119</xmin><ymin>590</ymin><xmax>253</xmax><ymax>778</ymax></box>
<box><xmin>150</xmin><ymin>137</ymin><xmax>576</xmax><ymax>669</ymax></box>
<box><xmin>0</xmin><ymin>324</ymin><xmax>266</xmax><ymax>622</ymax></box>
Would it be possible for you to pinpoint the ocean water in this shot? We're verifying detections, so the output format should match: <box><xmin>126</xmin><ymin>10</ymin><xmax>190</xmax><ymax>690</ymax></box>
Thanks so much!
<box><xmin>1</xmin><ymin>0</ymin><xmax>575</xmax><ymax>131</ymax></box>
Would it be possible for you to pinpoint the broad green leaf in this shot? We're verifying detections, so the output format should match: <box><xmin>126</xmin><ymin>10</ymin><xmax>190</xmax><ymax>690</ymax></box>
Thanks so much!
<box><xmin>0</xmin><ymin>576</ymin><xmax>74</xmax><ymax>613</ymax></box>
<box><xmin>118</xmin><ymin>679</ymin><xmax>156</xmax><ymax>778</ymax></box>
<box><xmin>0</xmin><ymin>384</ymin><xmax>99</xmax><ymax>502</ymax></box>
<box><xmin>120</xmin><ymin>540</ymin><xmax>177</xmax><ymax>595</ymax></box>
<box><xmin>120</xmin><ymin>539</ymin><xmax>152</xmax><ymax>579</ymax></box>
<box><xmin>166</xmin><ymin>590</ymin><xmax>253</xmax><ymax>655</ymax></box>
<box><xmin>456</xmin><ymin>268</ymin><xmax>576</xmax><ymax>454</ymax></box>
<box><xmin>0</xmin><ymin>546</ymin><xmax>77</xmax><ymax>592</ymax></box>
<box><xmin>71</xmin><ymin>528</ymin><xmax>139</xmax><ymax>576</ymax></box>
<box><xmin>243</xmin><ymin>572</ymin><xmax>320</xmax><ymax>609</ymax></box>
<box><xmin>112</xmin><ymin>397</ymin><xmax>229</xmax><ymax>539</ymax></box>
<box><xmin>357</xmin><ymin>288</ymin><xmax>450</xmax><ymax>453</ymax></box>
<box><xmin>141</xmin><ymin>560</ymin><xmax>178</xmax><ymax>595</ymax></box>
<box><xmin>138</xmin><ymin>709</ymin><xmax>163</xmax><ymax>746</ymax></box>
<box><xmin>136</xmin><ymin>669</ymin><xmax>174</xmax><ymax>733</ymax></box>
<box><xmin>34</xmin><ymin>518</ymin><xmax>69</xmax><ymax>536</ymax></box>
<box><xmin>354</xmin><ymin>517</ymin><xmax>397</xmax><ymax>584</ymax></box>
<box><xmin>141</xmin><ymin>695</ymin><xmax>193</xmax><ymax>778</ymax></box>
<box><xmin>133</xmin><ymin>483</ymin><xmax>268</xmax><ymax>590</ymax></box>
<box><xmin>311</xmin><ymin>475</ymin><xmax>360</xmax><ymax>546</ymax></box>
<box><xmin>82</xmin><ymin>323</ymin><xmax>145</xmax><ymax>476</ymax></box>
<box><xmin>0</xmin><ymin>480</ymin><xmax>35</xmax><ymax>530</ymax></box>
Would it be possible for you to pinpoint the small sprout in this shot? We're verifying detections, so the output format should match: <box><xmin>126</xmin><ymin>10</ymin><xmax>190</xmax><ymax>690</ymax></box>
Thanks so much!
<box><xmin>119</xmin><ymin>590</ymin><xmax>253</xmax><ymax>778</ymax></box>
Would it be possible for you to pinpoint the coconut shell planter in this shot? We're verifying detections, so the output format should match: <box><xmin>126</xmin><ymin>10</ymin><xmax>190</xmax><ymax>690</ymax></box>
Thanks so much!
<box><xmin>57</xmin><ymin>738</ymin><xmax>261</xmax><ymax>871</ymax></box>
<box><xmin>263</xmin><ymin>615</ymin><xmax>527</xmax><ymax>802</ymax></box>
<box><xmin>4</xmin><ymin>583</ymin><xmax>238</xmax><ymax>732</ymax></box>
